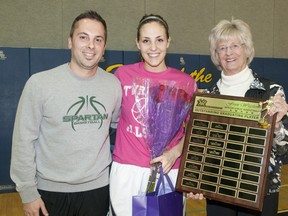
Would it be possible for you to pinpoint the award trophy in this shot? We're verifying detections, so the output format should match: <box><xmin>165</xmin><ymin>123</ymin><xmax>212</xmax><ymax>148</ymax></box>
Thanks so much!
<box><xmin>176</xmin><ymin>93</ymin><xmax>276</xmax><ymax>211</ymax></box>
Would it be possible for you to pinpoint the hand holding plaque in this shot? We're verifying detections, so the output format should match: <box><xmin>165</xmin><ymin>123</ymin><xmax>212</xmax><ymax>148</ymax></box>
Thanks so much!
<box><xmin>258</xmin><ymin>96</ymin><xmax>274</xmax><ymax>129</ymax></box>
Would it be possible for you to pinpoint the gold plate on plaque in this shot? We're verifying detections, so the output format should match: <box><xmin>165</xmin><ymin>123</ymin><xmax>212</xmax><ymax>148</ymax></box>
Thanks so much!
<box><xmin>176</xmin><ymin>93</ymin><xmax>276</xmax><ymax>211</ymax></box>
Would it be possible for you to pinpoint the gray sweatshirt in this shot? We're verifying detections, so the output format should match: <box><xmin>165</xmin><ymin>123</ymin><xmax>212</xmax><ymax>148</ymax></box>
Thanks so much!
<box><xmin>10</xmin><ymin>63</ymin><xmax>122</xmax><ymax>203</ymax></box>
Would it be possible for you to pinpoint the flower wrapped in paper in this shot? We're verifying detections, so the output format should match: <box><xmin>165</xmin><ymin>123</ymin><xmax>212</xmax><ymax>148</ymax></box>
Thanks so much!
<box><xmin>133</xmin><ymin>78</ymin><xmax>193</xmax><ymax>160</ymax></box>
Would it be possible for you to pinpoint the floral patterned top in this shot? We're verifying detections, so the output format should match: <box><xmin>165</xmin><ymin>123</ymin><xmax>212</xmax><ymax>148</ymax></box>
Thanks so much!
<box><xmin>203</xmin><ymin>72</ymin><xmax>288</xmax><ymax>194</ymax></box>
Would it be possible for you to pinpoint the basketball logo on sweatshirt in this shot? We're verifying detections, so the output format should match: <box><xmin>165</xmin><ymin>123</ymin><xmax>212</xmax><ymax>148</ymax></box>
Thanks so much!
<box><xmin>63</xmin><ymin>96</ymin><xmax>108</xmax><ymax>131</ymax></box>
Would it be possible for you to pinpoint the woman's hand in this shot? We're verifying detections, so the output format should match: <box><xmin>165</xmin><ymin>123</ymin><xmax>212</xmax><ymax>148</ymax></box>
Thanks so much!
<box><xmin>186</xmin><ymin>192</ymin><xmax>204</xmax><ymax>200</ymax></box>
<box><xmin>150</xmin><ymin>149</ymin><xmax>178</xmax><ymax>174</ymax></box>
<box><xmin>268</xmin><ymin>93</ymin><xmax>288</xmax><ymax>128</ymax></box>
<box><xmin>150</xmin><ymin>135</ymin><xmax>185</xmax><ymax>173</ymax></box>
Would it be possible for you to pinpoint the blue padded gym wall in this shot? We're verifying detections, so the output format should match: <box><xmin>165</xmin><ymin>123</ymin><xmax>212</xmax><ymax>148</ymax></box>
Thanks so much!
<box><xmin>0</xmin><ymin>48</ymin><xmax>30</xmax><ymax>192</ymax></box>
<box><xmin>1</xmin><ymin>47</ymin><xmax>288</xmax><ymax>193</ymax></box>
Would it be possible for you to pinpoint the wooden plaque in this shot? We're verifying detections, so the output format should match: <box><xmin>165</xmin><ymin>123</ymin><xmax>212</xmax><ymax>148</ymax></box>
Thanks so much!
<box><xmin>176</xmin><ymin>93</ymin><xmax>276</xmax><ymax>211</ymax></box>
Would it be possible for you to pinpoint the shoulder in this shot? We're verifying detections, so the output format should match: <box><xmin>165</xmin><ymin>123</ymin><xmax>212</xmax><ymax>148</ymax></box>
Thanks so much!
<box><xmin>204</xmin><ymin>82</ymin><xmax>220</xmax><ymax>94</ymax></box>
<box><xmin>166</xmin><ymin>67</ymin><xmax>198</xmax><ymax>93</ymax></box>
<box><xmin>256</xmin><ymin>75</ymin><xmax>284</xmax><ymax>94</ymax></box>
<box><xmin>96</xmin><ymin>68</ymin><xmax>121</xmax><ymax>94</ymax></box>
<box><xmin>114</xmin><ymin>63</ymin><xmax>143</xmax><ymax>82</ymax></box>
<box><xmin>257</xmin><ymin>76</ymin><xmax>275</xmax><ymax>87</ymax></box>
<box><xmin>30</xmin><ymin>64</ymin><xmax>67</xmax><ymax>79</ymax></box>
<box><xmin>21</xmin><ymin>64</ymin><xmax>67</xmax><ymax>96</ymax></box>
<box><xmin>115</xmin><ymin>62</ymin><xmax>141</xmax><ymax>74</ymax></box>
<box><xmin>28</xmin><ymin>64</ymin><xmax>67</xmax><ymax>86</ymax></box>
<box><xmin>97</xmin><ymin>67</ymin><xmax>121</xmax><ymax>84</ymax></box>
<box><xmin>168</xmin><ymin>67</ymin><xmax>189</xmax><ymax>76</ymax></box>
<box><xmin>250</xmin><ymin>73</ymin><xmax>284</xmax><ymax>98</ymax></box>
<box><xmin>168</xmin><ymin>67</ymin><xmax>196</xmax><ymax>83</ymax></box>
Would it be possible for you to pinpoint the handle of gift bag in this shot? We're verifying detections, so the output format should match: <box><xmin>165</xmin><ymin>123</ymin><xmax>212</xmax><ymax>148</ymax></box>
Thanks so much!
<box><xmin>146</xmin><ymin>166</ymin><xmax>159</xmax><ymax>193</ymax></box>
<box><xmin>154</xmin><ymin>166</ymin><xmax>175</xmax><ymax>195</ymax></box>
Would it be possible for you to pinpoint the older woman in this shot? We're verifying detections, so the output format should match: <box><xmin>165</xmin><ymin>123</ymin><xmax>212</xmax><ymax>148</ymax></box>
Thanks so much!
<box><xmin>189</xmin><ymin>19</ymin><xmax>288</xmax><ymax>216</ymax></box>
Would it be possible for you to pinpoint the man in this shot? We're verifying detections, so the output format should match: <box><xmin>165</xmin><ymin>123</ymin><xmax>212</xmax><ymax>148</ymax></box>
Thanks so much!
<box><xmin>10</xmin><ymin>10</ymin><xmax>122</xmax><ymax>216</ymax></box>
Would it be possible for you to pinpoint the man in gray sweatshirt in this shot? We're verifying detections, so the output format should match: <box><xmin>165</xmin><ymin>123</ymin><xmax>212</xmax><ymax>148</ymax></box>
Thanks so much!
<box><xmin>10</xmin><ymin>10</ymin><xmax>122</xmax><ymax>216</ymax></box>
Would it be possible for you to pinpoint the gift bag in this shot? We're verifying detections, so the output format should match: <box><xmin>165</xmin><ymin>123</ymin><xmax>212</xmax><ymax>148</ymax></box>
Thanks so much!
<box><xmin>132</xmin><ymin>167</ymin><xmax>183</xmax><ymax>216</ymax></box>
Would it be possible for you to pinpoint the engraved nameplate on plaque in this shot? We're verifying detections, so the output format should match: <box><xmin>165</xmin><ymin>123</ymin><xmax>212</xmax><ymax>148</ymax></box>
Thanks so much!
<box><xmin>176</xmin><ymin>93</ymin><xmax>276</xmax><ymax>211</ymax></box>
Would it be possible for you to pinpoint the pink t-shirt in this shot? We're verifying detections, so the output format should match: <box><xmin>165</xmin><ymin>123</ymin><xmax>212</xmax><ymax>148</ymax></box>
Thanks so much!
<box><xmin>113</xmin><ymin>62</ymin><xmax>198</xmax><ymax>168</ymax></box>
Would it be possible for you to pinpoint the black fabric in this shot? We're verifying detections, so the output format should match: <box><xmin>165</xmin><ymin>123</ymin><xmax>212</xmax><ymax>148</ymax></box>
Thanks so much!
<box><xmin>280</xmin><ymin>115</ymin><xmax>288</xmax><ymax>164</ymax></box>
<box><xmin>39</xmin><ymin>185</ymin><xmax>109</xmax><ymax>216</ymax></box>
<box><xmin>245</xmin><ymin>77</ymin><xmax>272</xmax><ymax>100</ymax></box>
<box><xmin>206</xmin><ymin>192</ymin><xmax>279</xmax><ymax>216</ymax></box>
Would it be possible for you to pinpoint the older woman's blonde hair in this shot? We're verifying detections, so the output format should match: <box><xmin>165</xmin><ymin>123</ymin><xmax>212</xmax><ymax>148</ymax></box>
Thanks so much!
<box><xmin>209</xmin><ymin>18</ymin><xmax>255</xmax><ymax>70</ymax></box>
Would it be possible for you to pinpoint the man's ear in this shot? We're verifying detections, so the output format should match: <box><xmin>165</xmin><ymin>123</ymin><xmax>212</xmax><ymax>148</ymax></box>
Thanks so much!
<box><xmin>68</xmin><ymin>37</ymin><xmax>72</xmax><ymax>49</ymax></box>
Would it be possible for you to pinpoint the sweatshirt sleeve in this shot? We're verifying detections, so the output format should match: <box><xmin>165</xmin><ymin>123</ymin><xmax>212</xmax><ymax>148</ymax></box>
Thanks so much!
<box><xmin>110</xmin><ymin>76</ymin><xmax>122</xmax><ymax>129</ymax></box>
<box><xmin>10</xmin><ymin>76</ymin><xmax>42</xmax><ymax>203</ymax></box>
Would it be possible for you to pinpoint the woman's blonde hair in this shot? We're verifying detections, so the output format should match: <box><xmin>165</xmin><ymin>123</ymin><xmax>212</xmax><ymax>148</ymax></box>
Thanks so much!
<box><xmin>209</xmin><ymin>18</ymin><xmax>255</xmax><ymax>70</ymax></box>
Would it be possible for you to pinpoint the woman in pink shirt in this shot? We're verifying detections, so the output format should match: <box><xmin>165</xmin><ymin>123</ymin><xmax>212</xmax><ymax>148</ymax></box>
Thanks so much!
<box><xmin>109</xmin><ymin>14</ymin><xmax>198</xmax><ymax>216</ymax></box>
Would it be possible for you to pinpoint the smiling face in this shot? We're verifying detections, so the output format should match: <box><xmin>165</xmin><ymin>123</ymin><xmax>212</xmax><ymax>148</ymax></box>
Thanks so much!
<box><xmin>68</xmin><ymin>18</ymin><xmax>106</xmax><ymax>77</ymax></box>
<box><xmin>136</xmin><ymin>22</ymin><xmax>170</xmax><ymax>72</ymax></box>
<box><xmin>216</xmin><ymin>39</ymin><xmax>248</xmax><ymax>76</ymax></box>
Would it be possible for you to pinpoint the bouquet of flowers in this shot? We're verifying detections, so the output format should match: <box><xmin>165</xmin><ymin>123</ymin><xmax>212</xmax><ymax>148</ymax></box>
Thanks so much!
<box><xmin>133</xmin><ymin>78</ymin><xmax>193</xmax><ymax>160</ymax></box>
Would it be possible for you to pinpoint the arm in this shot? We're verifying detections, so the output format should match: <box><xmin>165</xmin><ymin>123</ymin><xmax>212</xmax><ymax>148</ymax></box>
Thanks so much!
<box><xmin>110</xmin><ymin>78</ymin><xmax>122</xmax><ymax>130</ymax></box>
<box><xmin>109</xmin><ymin>79</ymin><xmax>122</xmax><ymax>151</ymax></box>
<box><xmin>10</xmin><ymin>77</ymin><xmax>43</xmax><ymax>206</ymax></box>
<box><xmin>268</xmin><ymin>92</ymin><xmax>288</xmax><ymax>156</ymax></box>
<box><xmin>150</xmin><ymin>130</ymin><xmax>185</xmax><ymax>174</ymax></box>
<box><xmin>269</xmin><ymin>93</ymin><xmax>287</xmax><ymax>129</ymax></box>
